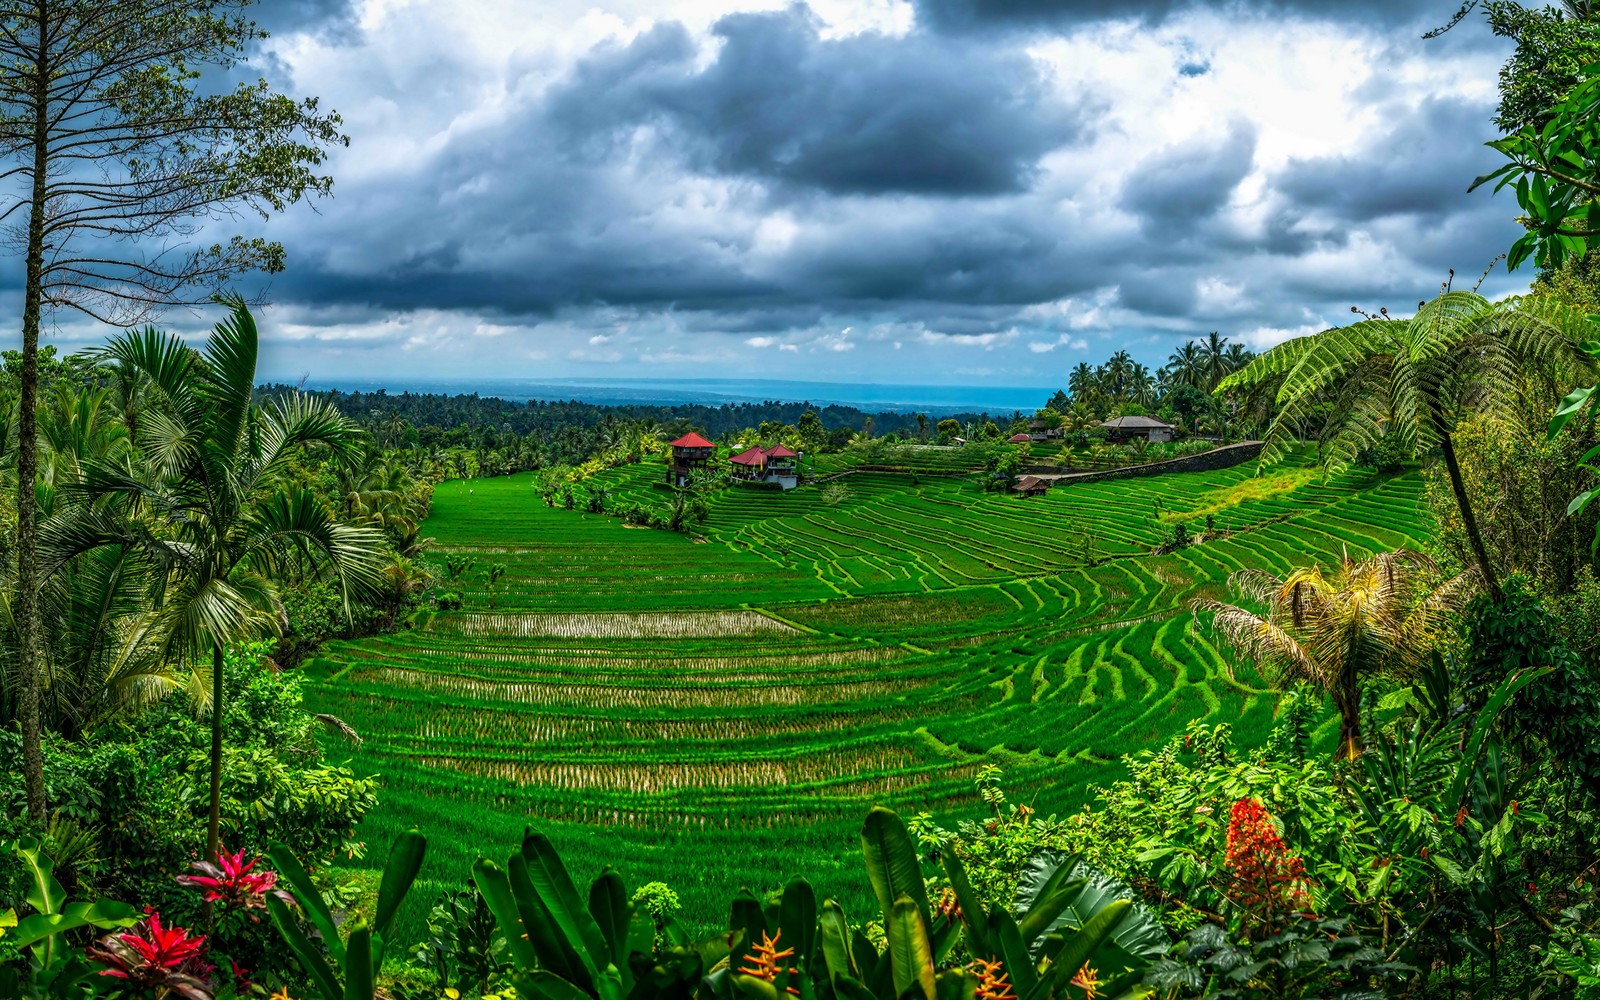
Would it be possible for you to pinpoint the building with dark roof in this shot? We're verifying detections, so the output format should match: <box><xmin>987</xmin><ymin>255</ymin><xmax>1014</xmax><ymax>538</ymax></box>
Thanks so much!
<box><xmin>1101</xmin><ymin>415</ymin><xmax>1176</xmax><ymax>443</ymax></box>
<box><xmin>1013</xmin><ymin>475</ymin><xmax>1051</xmax><ymax>497</ymax></box>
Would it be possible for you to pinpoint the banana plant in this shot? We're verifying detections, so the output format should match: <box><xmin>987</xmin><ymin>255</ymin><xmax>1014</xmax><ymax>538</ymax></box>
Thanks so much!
<box><xmin>267</xmin><ymin>829</ymin><xmax>426</xmax><ymax>1000</ymax></box>
<box><xmin>802</xmin><ymin>807</ymin><xmax>1149</xmax><ymax>1000</ymax></box>
<box><xmin>472</xmin><ymin>829</ymin><xmax>662</xmax><ymax>1000</ymax></box>
<box><xmin>0</xmin><ymin>837</ymin><xmax>140</xmax><ymax>999</ymax></box>
<box><xmin>469</xmin><ymin>808</ymin><xmax>1150</xmax><ymax>1000</ymax></box>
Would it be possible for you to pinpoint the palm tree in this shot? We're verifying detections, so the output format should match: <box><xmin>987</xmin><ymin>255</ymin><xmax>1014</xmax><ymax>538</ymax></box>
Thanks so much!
<box><xmin>0</xmin><ymin>386</ymin><xmax>180</xmax><ymax>740</ymax></box>
<box><xmin>1220</xmin><ymin>290</ymin><xmax>1593</xmax><ymax>601</ymax></box>
<box><xmin>1067</xmin><ymin>362</ymin><xmax>1097</xmax><ymax>400</ymax></box>
<box><xmin>1221</xmin><ymin>342</ymin><xmax>1254</xmax><ymax>376</ymax></box>
<box><xmin>1103</xmin><ymin>351</ymin><xmax>1134</xmax><ymax>397</ymax></box>
<box><xmin>56</xmin><ymin>297</ymin><xmax>385</xmax><ymax>858</ymax></box>
<box><xmin>1166</xmin><ymin>341</ymin><xmax>1205</xmax><ymax>387</ymax></box>
<box><xmin>1199</xmin><ymin>331</ymin><xmax>1228</xmax><ymax>391</ymax></box>
<box><xmin>38</xmin><ymin>384</ymin><xmax>130</xmax><ymax>492</ymax></box>
<box><xmin>1194</xmin><ymin>549</ymin><xmax>1473</xmax><ymax>760</ymax></box>
<box><xmin>1127</xmin><ymin>363</ymin><xmax>1158</xmax><ymax>406</ymax></box>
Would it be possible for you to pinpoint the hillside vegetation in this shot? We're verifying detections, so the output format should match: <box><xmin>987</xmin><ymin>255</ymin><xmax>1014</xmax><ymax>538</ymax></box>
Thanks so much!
<box><xmin>302</xmin><ymin>459</ymin><xmax>1430</xmax><ymax>937</ymax></box>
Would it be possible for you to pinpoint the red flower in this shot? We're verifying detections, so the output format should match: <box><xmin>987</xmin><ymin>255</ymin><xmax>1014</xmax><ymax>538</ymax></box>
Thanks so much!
<box><xmin>88</xmin><ymin>911</ymin><xmax>214</xmax><ymax>999</ymax></box>
<box><xmin>1224</xmin><ymin>798</ymin><xmax>1313</xmax><ymax>932</ymax></box>
<box><xmin>177</xmin><ymin>845</ymin><xmax>292</xmax><ymax>911</ymax></box>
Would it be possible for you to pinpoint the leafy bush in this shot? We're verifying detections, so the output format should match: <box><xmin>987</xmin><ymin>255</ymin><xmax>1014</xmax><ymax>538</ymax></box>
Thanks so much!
<box><xmin>0</xmin><ymin>644</ymin><xmax>377</xmax><ymax>931</ymax></box>
<box><xmin>1355</xmin><ymin>431</ymin><xmax>1408</xmax><ymax>474</ymax></box>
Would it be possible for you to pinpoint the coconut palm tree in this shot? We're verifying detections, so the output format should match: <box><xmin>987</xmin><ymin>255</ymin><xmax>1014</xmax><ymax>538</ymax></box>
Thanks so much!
<box><xmin>1166</xmin><ymin>341</ymin><xmax>1205</xmax><ymax>387</ymax></box>
<box><xmin>1194</xmin><ymin>549</ymin><xmax>1474</xmax><ymax>760</ymax></box>
<box><xmin>1067</xmin><ymin>362</ymin><xmax>1097</xmax><ymax>400</ymax></box>
<box><xmin>1221</xmin><ymin>342</ymin><xmax>1255</xmax><ymax>375</ymax></box>
<box><xmin>1220</xmin><ymin>290</ymin><xmax>1593</xmax><ymax>601</ymax></box>
<box><xmin>1127</xmin><ymin>363</ymin><xmax>1158</xmax><ymax>406</ymax></box>
<box><xmin>1199</xmin><ymin>331</ymin><xmax>1229</xmax><ymax>391</ymax></box>
<box><xmin>1103</xmin><ymin>351</ymin><xmax>1135</xmax><ymax>397</ymax></box>
<box><xmin>53</xmin><ymin>297</ymin><xmax>386</xmax><ymax>858</ymax></box>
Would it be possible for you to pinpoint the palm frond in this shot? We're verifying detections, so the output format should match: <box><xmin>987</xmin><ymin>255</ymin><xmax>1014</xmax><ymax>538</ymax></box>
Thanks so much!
<box><xmin>1195</xmin><ymin>600</ymin><xmax>1324</xmax><ymax>688</ymax></box>
<box><xmin>94</xmin><ymin>325</ymin><xmax>199</xmax><ymax>422</ymax></box>
<box><xmin>198</xmin><ymin>293</ymin><xmax>261</xmax><ymax>465</ymax></box>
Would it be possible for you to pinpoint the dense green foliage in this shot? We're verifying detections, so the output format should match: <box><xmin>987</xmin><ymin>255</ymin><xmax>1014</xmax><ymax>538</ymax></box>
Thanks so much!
<box><xmin>296</xmin><ymin>457</ymin><xmax>1431</xmax><ymax>952</ymax></box>
<box><xmin>7</xmin><ymin>1</ymin><xmax>1600</xmax><ymax>996</ymax></box>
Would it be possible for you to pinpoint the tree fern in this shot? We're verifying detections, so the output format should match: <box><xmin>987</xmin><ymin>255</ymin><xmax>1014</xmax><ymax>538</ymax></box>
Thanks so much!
<box><xmin>1222</xmin><ymin>290</ymin><xmax>1594</xmax><ymax>598</ymax></box>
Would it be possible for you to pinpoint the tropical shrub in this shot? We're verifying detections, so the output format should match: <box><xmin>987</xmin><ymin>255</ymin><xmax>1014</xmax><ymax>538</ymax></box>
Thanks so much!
<box><xmin>0</xmin><ymin>644</ymin><xmax>377</xmax><ymax>928</ymax></box>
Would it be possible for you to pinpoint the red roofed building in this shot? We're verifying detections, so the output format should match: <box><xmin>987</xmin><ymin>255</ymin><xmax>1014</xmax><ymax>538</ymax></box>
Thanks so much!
<box><xmin>729</xmin><ymin>443</ymin><xmax>802</xmax><ymax>490</ymax></box>
<box><xmin>1007</xmin><ymin>432</ymin><xmax>1031</xmax><ymax>444</ymax></box>
<box><xmin>667</xmin><ymin>432</ymin><xmax>715</xmax><ymax>487</ymax></box>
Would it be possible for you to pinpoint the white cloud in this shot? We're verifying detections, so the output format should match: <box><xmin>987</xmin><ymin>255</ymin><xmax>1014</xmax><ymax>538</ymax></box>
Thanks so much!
<box><xmin>140</xmin><ymin>0</ymin><xmax>1527</xmax><ymax>390</ymax></box>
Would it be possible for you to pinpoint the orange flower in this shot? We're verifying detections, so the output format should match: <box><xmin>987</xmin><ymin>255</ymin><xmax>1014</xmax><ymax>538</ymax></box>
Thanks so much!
<box><xmin>737</xmin><ymin>930</ymin><xmax>800</xmax><ymax>996</ymax></box>
<box><xmin>1069</xmin><ymin>962</ymin><xmax>1101</xmax><ymax>999</ymax></box>
<box><xmin>1224</xmin><ymin>798</ymin><xmax>1313</xmax><ymax>929</ymax></box>
<box><xmin>968</xmin><ymin>958</ymin><xmax>1017</xmax><ymax>1000</ymax></box>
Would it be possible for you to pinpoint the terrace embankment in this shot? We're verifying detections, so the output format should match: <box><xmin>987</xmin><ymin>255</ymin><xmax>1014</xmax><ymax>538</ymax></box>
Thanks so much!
<box><xmin>1023</xmin><ymin>441</ymin><xmax>1264</xmax><ymax>485</ymax></box>
<box><xmin>302</xmin><ymin>453</ymin><xmax>1430</xmax><ymax>939</ymax></box>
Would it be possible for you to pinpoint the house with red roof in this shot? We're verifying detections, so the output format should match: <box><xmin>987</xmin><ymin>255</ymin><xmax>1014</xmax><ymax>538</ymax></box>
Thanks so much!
<box><xmin>729</xmin><ymin>443</ymin><xmax>802</xmax><ymax>490</ymax></box>
<box><xmin>666</xmin><ymin>432</ymin><xmax>715</xmax><ymax>487</ymax></box>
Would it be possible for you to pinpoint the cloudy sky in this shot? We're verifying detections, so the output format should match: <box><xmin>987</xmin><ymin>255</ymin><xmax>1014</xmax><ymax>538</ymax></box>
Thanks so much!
<box><xmin>18</xmin><ymin>0</ymin><xmax>1531</xmax><ymax>388</ymax></box>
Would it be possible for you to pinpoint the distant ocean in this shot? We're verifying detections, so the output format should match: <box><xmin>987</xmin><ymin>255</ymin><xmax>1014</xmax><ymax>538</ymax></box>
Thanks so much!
<box><xmin>281</xmin><ymin>377</ymin><xmax>1055</xmax><ymax>416</ymax></box>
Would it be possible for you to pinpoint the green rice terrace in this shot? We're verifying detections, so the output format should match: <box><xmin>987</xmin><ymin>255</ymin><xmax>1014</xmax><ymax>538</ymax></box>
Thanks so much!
<box><xmin>302</xmin><ymin>455</ymin><xmax>1430</xmax><ymax>936</ymax></box>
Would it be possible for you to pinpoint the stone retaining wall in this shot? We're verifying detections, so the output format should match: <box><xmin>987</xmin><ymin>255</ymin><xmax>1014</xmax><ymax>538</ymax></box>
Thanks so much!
<box><xmin>1032</xmin><ymin>441</ymin><xmax>1262</xmax><ymax>486</ymax></box>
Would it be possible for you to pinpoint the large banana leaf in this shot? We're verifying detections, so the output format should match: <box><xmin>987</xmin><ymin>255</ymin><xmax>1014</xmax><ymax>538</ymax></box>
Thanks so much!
<box><xmin>860</xmin><ymin>807</ymin><xmax>931</xmax><ymax>931</ymax></box>
<box><xmin>887</xmin><ymin>896</ymin><xmax>937</xmax><ymax>1000</ymax></box>
<box><xmin>1016</xmin><ymin>852</ymin><xmax>1168</xmax><ymax>960</ymax></box>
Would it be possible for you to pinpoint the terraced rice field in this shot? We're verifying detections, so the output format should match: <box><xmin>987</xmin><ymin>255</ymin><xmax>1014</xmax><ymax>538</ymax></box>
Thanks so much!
<box><xmin>303</xmin><ymin>456</ymin><xmax>1432</xmax><ymax>937</ymax></box>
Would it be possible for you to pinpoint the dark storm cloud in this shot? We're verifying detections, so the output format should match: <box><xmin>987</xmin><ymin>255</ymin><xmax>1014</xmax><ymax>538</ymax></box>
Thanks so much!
<box><xmin>1121</xmin><ymin>121</ymin><xmax>1257</xmax><ymax>232</ymax></box>
<box><xmin>1117</xmin><ymin>272</ymin><xmax>1198</xmax><ymax>316</ymax></box>
<box><xmin>218</xmin><ymin>0</ymin><xmax>1535</xmax><ymax>382</ymax></box>
<box><xmin>1274</xmin><ymin>97</ymin><xmax>1502</xmax><ymax>224</ymax></box>
<box><xmin>546</xmin><ymin>4</ymin><xmax>1087</xmax><ymax>196</ymax></box>
<box><xmin>914</xmin><ymin>0</ymin><xmax>1465</xmax><ymax>33</ymax></box>
<box><xmin>251</xmin><ymin>0</ymin><xmax>362</xmax><ymax>43</ymax></box>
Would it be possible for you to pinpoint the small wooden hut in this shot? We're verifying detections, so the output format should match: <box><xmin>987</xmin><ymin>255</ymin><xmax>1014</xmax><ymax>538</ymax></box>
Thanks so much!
<box><xmin>1013</xmin><ymin>475</ymin><xmax>1050</xmax><ymax>497</ymax></box>
<box><xmin>667</xmin><ymin>432</ymin><xmax>714</xmax><ymax>487</ymax></box>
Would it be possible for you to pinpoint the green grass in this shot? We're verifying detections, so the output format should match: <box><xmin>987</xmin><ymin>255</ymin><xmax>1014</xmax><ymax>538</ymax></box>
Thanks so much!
<box><xmin>304</xmin><ymin>457</ymin><xmax>1432</xmax><ymax>940</ymax></box>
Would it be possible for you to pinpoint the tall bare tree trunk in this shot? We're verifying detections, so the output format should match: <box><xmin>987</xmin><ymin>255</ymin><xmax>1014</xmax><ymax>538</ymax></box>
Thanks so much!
<box><xmin>1338</xmin><ymin>671</ymin><xmax>1363</xmax><ymax>761</ymax></box>
<box><xmin>1439</xmin><ymin>430</ymin><xmax>1502</xmax><ymax>603</ymax></box>
<box><xmin>207</xmin><ymin>640</ymin><xmax>224</xmax><ymax>859</ymax></box>
<box><xmin>14</xmin><ymin>8</ymin><xmax>51</xmax><ymax>824</ymax></box>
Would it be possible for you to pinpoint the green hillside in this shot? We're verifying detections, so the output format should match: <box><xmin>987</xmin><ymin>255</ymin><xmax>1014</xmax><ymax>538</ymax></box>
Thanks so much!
<box><xmin>302</xmin><ymin>460</ymin><xmax>1430</xmax><ymax>939</ymax></box>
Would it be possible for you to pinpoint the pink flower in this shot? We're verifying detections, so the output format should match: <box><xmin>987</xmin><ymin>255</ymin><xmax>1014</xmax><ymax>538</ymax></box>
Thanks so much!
<box><xmin>88</xmin><ymin>911</ymin><xmax>213</xmax><ymax>999</ymax></box>
<box><xmin>177</xmin><ymin>845</ymin><xmax>292</xmax><ymax>911</ymax></box>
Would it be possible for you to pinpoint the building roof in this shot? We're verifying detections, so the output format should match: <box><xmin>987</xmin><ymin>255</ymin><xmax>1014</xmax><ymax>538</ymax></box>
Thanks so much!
<box><xmin>668</xmin><ymin>432</ymin><xmax>714</xmax><ymax>448</ymax></box>
<box><xmin>1014</xmin><ymin>476</ymin><xmax>1050</xmax><ymax>492</ymax></box>
<box><xmin>764</xmin><ymin>444</ymin><xmax>798</xmax><ymax>459</ymax></box>
<box><xmin>1007</xmin><ymin>433</ymin><xmax>1031</xmax><ymax>443</ymax></box>
<box><xmin>1102</xmin><ymin>415</ymin><xmax>1174</xmax><ymax>430</ymax></box>
<box><xmin>729</xmin><ymin>447</ymin><xmax>767</xmax><ymax>466</ymax></box>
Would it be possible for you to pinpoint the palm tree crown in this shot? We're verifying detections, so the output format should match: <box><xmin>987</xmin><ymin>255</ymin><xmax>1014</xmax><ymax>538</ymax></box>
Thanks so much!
<box><xmin>51</xmin><ymin>296</ymin><xmax>386</xmax><ymax>856</ymax></box>
<box><xmin>1194</xmin><ymin>549</ymin><xmax>1473</xmax><ymax>760</ymax></box>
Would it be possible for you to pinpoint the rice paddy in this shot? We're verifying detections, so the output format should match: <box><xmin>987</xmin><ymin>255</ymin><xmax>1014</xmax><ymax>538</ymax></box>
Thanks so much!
<box><xmin>302</xmin><ymin>454</ymin><xmax>1432</xmax><ymax>937</ymax></box>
